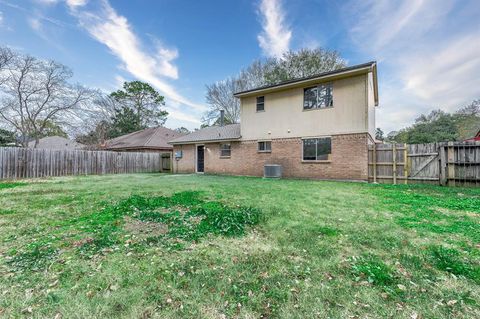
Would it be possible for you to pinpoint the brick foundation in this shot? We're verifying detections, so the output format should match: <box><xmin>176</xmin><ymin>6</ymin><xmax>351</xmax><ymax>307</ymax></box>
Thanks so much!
<box><xmin>173</xmin><ymin>133</ymin><xmax>369</xmax><ymax>180</ymax></box>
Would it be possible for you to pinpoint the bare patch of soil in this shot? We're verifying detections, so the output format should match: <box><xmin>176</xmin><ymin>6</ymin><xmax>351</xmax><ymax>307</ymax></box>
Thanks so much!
<box><xmin>124</xmin><ymin>216</ymin><xmax>168</xmax><ymax>238</ymax></box>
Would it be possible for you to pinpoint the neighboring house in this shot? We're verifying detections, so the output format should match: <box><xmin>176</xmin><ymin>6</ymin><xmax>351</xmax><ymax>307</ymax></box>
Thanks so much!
<box><xmin>28</xmin><ymin>136</ymin><xmax>84</xmax><ymax>150</ymax></box>
<box><xmin>464</xmin><ymin>129</ymin><xmax>480</xmax><ymax>142</ymax></box>
<box><xmin>169</xmin><ymin>61</ymin><xmax>378</xmax><ymax>181</ymax></box>
<box><xmin>104</xmin><ymin>126</ymin><xmax>184</xmax><ymax>154</ymax></box>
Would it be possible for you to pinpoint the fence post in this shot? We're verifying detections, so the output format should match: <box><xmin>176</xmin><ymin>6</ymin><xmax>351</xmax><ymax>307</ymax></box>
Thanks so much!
<box><xmin>403</xmin><ymin>143</ymin><xmax>408</xmax><ymax>184</ymax></box>
<box><xmin>439</xmin><ymin>145</ymin><xmax>447</xmax><ymax>186</ymax></box>
<box><xmin>392</xmin><ymin>143</ymin><xmax>397</xmax><ymax>185</ymax></box>
<box><xmin>373</xmin><ymin>143</ymin><xmax>377</xmax><ymax>183</ymax></box>
<box><xmin>447</xmin><ymin>142</ymin><xmax>455</xmax><ymax>186</ymax></box>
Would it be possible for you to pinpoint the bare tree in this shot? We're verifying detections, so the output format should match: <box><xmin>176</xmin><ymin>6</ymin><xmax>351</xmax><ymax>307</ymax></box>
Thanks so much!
<box><xmin>0</xmin><ymin>47</ymin><xmax>14</xmax><ymax>85</ymax></box>
<box><xmin>0</xmin><ymin>51</ymin><xmax>94</xmax><ymax>147</ymax></box>
<box><xmin>74</xmin><ymin>94</ymin><xmax>117</xmax><ymax>147</ymax></box>
<box><xmin>0</xmin><ymin>47</ymin><xmax>13</xmax><ymax>69</ymax></box>
<box><xmin>204</xmin><ymin>77</ymin><xmax>244</xmax><ymax>124</ymax></box>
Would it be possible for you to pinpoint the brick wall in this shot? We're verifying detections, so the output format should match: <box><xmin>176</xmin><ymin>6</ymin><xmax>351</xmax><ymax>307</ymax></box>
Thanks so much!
<box><xmin>173</xmin><ymin>144</ymin><xmax>195</xmax><ymax>173</ymax></box>
<box><xmin>173</xmin><ymin>133</ymin><xmax>369</xmax><ymax>180</ymax></box>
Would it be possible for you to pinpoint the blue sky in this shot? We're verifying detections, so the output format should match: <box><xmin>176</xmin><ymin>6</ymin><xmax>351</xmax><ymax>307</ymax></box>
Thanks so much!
<box><xmin>0</xmin><ymin>0</ymin><xmax>479</xmax><ymax>132</ymax></box>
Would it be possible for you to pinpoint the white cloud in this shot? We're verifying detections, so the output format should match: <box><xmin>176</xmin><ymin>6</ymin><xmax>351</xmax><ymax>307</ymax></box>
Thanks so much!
<box><xmin>0</xmin><ymin>11</ymin><xmax>3</xmax><ymax>25</ymax></box>
<box><xmin>28</xmin><ymin>17</ymin><xmax>42</xmax><ymax>31</ymax></box>
<box><xmin>67</xmin><ymin>0</ymin><xmax>204</xmax><ymax>126</ymax></box>
<box><xmin>257</xmin><ymin>0</ymin><xmax>291</xmax><ymax>58</ymax></box>
<box><xmin>114</xmin><ymin>74</ymin><xmax>126</xmax><ymax>89</ymax></box>
<box><xmin>343</xmin><ymin>0</ymin><xmax>480</xmax><ymax>132</ymax></box>
<box><xmin>32</xmin><ymin>0</ymin><xmax>88</xmax><ymax>8</ymax></box>
<box><xmin>34</xmin><ymin>0</ymin><xmax>59</xmax><ymax>4</ymax></box>
<box><xmin>66</xmin><ymin>0</ymin><xmax>87</xmax><ymax>7</ymax></box>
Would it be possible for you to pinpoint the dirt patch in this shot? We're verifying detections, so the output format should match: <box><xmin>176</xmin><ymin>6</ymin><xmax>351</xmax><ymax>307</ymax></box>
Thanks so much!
<box><xmin>124</xmin><ymin>216</ymin><xmax>168</xmax><ymax>238</ymax></box>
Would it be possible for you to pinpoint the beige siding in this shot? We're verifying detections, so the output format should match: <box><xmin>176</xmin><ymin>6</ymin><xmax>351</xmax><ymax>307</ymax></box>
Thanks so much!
<box><xmin>240</xmin><ymin>75</ymin><xmax>368</xmax><ymax>140</ymax></box>
<box><xmin>367</xmin><ymin>71</ymin><xmax>376</xmax><ymax>140</ymax></box>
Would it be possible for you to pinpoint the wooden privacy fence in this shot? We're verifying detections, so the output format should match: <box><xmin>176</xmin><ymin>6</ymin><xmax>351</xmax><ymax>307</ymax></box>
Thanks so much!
<box><xmin>369</xmin><ymin>141</ymin><xmax>480</xmax><ymax>186</ymax></box>
<box><xmin>0</xmin><ymin>147</ymin><xmax>167</xmax><ymax>180</ymax></box>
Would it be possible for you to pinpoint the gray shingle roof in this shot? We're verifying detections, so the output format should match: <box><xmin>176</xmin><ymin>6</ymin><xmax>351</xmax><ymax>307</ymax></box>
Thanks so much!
<box><xmin>28</xmin><ymin>136</ymin><xmax>84</xmax><ymax>150</ymax></box>
<box><xmin>169</xmin><ymin>124</ymin><xmax>241</xmax><ymax>144</ymax></box>
<box><xmin>105</xmin><ymin>126</ymin><xmax>184</xmax><ymax>150</ymax></box>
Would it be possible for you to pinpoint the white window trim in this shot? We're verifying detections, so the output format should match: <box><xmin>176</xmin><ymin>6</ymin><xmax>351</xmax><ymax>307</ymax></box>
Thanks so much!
<box><xmin>256</xmin><ymin>96</ymin><xmax>265</xmax><ymax>112</ymax></box>
<box><xmin>219</xmin><ymin>143</ymin><xmax>231</xmax><ymax>158</ymax></box>
<box><xmin>257</xmin><ymin>140</ymin><xmax>272</xmax><ymax>153</ymax></box>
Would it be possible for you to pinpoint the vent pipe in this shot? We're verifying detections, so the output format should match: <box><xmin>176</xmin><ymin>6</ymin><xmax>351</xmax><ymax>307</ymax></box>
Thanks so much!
<box><xmin>220</xmin><ymin>110</ymin><xmax>225</xmax><ymax>126</ymax></box>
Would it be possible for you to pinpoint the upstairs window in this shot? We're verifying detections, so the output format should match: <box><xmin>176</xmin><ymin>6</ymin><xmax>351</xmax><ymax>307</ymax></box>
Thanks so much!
<box><xmin>302</xmin><ymin>137</ymin><xmax>331</xmax><ymax>161</ymax></box>
<box><xmin>258</xmin><ymin>141</ymin><xmax>272</xmax><ymax>152</ymax></box>
<box><xmin>220</xmin><ymin>143</ymin><xmax>231</xmax><ymax>157</ymax></box>
<box><xmin>303</xmin><ymin>83</ymin><xmax>333</xmax><ymax>110</ymax></box>
<box><xmin>256</xmin><ymin>96</ymin><xmax>265</xmax><ymax>112</ymax></box>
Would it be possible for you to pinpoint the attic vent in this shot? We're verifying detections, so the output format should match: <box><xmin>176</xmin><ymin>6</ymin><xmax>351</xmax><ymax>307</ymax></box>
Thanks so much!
<box><xmin>264</xmin><ymin>164</ymin><xmax>282</xmax><ymax>178</ymax></box>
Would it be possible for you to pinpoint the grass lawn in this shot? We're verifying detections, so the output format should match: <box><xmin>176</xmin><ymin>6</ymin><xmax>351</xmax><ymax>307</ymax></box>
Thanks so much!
<box><xmin>0</xmin><ymin>174</ymin><xmax>479</xmax><ymax>318</ymax></box>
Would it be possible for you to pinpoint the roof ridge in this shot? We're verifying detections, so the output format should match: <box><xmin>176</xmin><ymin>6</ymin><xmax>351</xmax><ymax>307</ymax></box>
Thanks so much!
<box><xmin>143</xmin><ymin>127</ymin><xmax>159</xmax><ymax>147</ymax></box>
<box><xmin>234</xmin><ymin>61</ymin><xmax>376</xmax><ymax>96</ymax></box>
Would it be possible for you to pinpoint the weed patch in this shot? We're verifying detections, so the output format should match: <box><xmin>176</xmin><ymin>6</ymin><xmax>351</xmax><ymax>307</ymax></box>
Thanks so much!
<box><xmin>350</xmin><ymin>255</ymin><xmax>395</xmax><ymax>287</ymax></box>
<box><xmin>6</xmin><ymin>241</ymin><xmax>57</xmax><ymax>272</ymax></box>
<box><xmin>0</xmin><ymin>182</ymin><xmax>27</xmax><ymax>190</ymax></box>
<box><xmin>366</xmin><ymin>185</ymin><xmax>480</xmax><ymax>241</ymax></box>
<box><xmin>7</xmin><ymin>191</ymin><xmax>263</xmax><ymax>270</ymax></box>
<box><xmin>427</xmin><ymin>245</ymin><xmax>480</xmax><ymax>283</ymax></box>
<box><xmin>127</xmin><ymin>192</ymin><xmax>262</xmax><ymax>247</ymax></box>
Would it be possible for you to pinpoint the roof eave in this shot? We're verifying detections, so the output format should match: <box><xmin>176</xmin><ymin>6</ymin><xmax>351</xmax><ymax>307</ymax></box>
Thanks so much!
<box><xmin>105</xmin><ymin>146</ymin><xmax>173</xmax><ymax>150</ymax></box>
<box><xmin>371</xmin><ymin>62</ymin><xmax>379</xmax><ymax>106</ymax></box>
<box><xmin>233</xmin><ymin>62</ymin><xmax>376</xmax><ymax>98</ymax></box>
<box><xmin>169</xmin><ymin>137</ymin><xmax>241</xmax><ymax>145</ymax></box>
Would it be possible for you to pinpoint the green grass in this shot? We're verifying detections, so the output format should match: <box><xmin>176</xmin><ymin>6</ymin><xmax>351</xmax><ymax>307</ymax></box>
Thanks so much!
<box><xmin>0</xmin><ymin>181</ymin><xmax>27</xmax><ymax>190</ymax></box>
<box><xmin>0</xmin><ymin>174</ymin><xmax>479</xmax><ymax>318</ymax></box>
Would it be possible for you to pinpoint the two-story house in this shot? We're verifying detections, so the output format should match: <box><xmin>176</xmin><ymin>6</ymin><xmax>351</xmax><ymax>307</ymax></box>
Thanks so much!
<box><xmin>169</xmin><ymin>61</ymin><xmax>378</xmax><ymax>181</ymax></box>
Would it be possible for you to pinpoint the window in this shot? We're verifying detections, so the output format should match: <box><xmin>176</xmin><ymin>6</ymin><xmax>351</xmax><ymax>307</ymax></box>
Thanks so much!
<box><xmin>302</xmin><ymin>137</ymin><xmax>331</xmax><ymax>161</ymax></box>
<box><xmin>220</xmin><ymin>143</ymin><xmax>231</xmax><ymax>157</ymax></box>
<box><xmin>256</xmin><ymin>96</ymin><xmax>265</xmax><ymax>112</ymax></box>
<box><xmin>303</xmin><ymin>83</ymin><xmax>333</xmax><ymax>110</ymax></box>
<box><xmin>258</xmin><ymin>141</ymin><xmax>271</xmax><ymax>152</ymax></box>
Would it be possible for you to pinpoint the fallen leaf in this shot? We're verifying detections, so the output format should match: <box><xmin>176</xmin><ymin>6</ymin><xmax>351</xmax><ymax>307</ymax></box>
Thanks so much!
<box><xmin>21</xmin><ymin>307</ymin><xmax>33</xmax><ymax>314</ymax></box>
<box><xmin>447</xmin><ymin>300</ymin><xmax>457</xmax><ymax>306</ymax></box>
<box><xmin>397</xmin><ymin>284</ymin><xmax>407</xmax><ymax>291</ymax></box>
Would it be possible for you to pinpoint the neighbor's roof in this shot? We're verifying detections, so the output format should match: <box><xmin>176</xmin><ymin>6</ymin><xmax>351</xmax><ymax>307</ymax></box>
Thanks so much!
<box><xmin>464</xmin><ymin>128</ymin><xmax>480</xmax><ymax>142</ymax></box>
<box><xmin>234</xmin><ymin>61</ymin><xmax>379</xmax><ymax>106</ymax></box>
<box><xmin>105</xmin><ymin>126</ymin><xmax>184</xmax><ymax>150</ymax></box>
<box><xmin>168</xmin><ymin>124</ymin><xmax>241</xmax><ymax>145</ymax></box>
<box><xmin>28</xmin><ymin>136</ymin><xmax>84</xmax><ymax>150</ymax></box>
